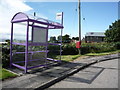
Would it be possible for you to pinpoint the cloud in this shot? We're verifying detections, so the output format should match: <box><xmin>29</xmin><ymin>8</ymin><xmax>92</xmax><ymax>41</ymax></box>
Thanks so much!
<box><xmin>0</xmin><ymin>0</ymin><xmax>33</xmax><ymax>40</ymax></box>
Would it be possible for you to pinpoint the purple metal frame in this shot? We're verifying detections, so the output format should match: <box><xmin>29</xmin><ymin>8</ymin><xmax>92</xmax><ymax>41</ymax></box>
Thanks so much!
<box><xmin>10</xmin><ymin>23</ymin><xmax>13</xmax><ymax>68</ymax></box>
<box><xmin>13</xmin><ymin>50</ymin><xmax>49</xmax><ymax>54</ymax></box>
<box><xmin>12</xmin><ymin>42</ymin><xmax>61</xmax><ymax>46</ymax></box>
<box><xmin>13</xmin><ymin>58</ymin><xmax>60</xmax><ymax>65</ymax></box>
<box><xmin>10</xmin><ymin>12</ymin><xmax>63</xmax><ymax>73</ymax></box>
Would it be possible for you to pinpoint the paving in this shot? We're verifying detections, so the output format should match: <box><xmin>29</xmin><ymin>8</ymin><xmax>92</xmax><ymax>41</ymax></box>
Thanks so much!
<box><xmin>50</xmin><ymin>58</ymin><xmax>118</xmax><ymax>88</ymax></box>
<box><xmin>2</xmin><ymin>53</ymin><xmax>120</xmax><ymax>89</ymax></box>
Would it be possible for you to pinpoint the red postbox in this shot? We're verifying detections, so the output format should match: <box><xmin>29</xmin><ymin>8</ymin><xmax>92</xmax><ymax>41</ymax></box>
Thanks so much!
<box><xmin>76</xmin><ymin>41</ymin><xmax>81</xmax><ymax>48</ymax></box>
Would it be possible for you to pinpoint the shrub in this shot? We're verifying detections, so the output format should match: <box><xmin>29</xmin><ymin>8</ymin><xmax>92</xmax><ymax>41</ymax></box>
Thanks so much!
<box><xmin>2</xmin><ymin>39</ymin><xmax>120</xmax><ymax>67</ymax></box>
<box><xmin>62</xmin><ymin>43</ymin><xmax>78</xmax><ymax>55</ymax></box>
<box><xmin>112</xmin><ymin>42</ymin><xmax>120</xmax><ymax>49</ymax></box>
<box><xmin>2</xmin><ymin>40</ymin><xmax>25</xmax><ymax>67</ymax></box>
<box><xmin>2</xmin><ymin>43</ymin><xmax>10</xmax><ymax>67</ymax></box>
<box><xmin>81</xmin><ymin>42</ymin><xmax>118</xmax><ymax>54</ymax></box>
<box><xmin>47</xmin><ymin>45</ymin><xmax>60</xmax><ymax>55</ymax></box>
<box><xmin>48</xmin><ymin>42</ymin><xmax>120</xmax><ymax>55</ymax></box>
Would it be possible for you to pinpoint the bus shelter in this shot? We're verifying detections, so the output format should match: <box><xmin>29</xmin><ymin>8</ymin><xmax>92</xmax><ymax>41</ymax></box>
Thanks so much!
<box><xmin>10</xmin><ymin>12</ymin><xmax>63</xmax><ymax>73</ymax></box>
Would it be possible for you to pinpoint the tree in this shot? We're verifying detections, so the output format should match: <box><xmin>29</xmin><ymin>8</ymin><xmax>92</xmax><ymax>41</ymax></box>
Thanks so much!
<box><xmin>105</xmin><ymin>20</ymin><xmax>120</xmax><ymax>42</ymax></box>
<box><xmin>57</xmin><ymin>34</ymin><xmax>71</xmax><ymax>43</ymax></box>
<box><xmin>50</xmin><ymin>36</ymin><xmax>56</xmax><ymax>43</ymax></box>
<box><xmin>72</xmin><ymin>37</ymin><xmax>79</xmax><ymax>40</ymax></box>
<box><xmin>63</xmin><ymin>34</ymin><xmax>71</xmax><ymax>41</ymax></box>
<box><xmin>57</xmin><ymin>35</ymin><xmax>61</xmax><ymax>41</ymax></box>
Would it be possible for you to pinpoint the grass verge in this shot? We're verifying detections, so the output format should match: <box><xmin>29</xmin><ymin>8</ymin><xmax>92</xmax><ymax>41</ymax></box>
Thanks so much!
<box><xmin>0</xmin><ymin>68</ymin><xmax>17</xmax><ymax>80</ymax></box>
<box><xmin>54</xmin><ymin>50</ymin><xmax>120</xmax><ymax>62</ymax></box>
<box><xmin>58</xmin><ymin>55</ymin><xmax>81</xmax><ymax>62</ymax></box>
<box><xmin>85</xmin><ymin>50</ymin><xmax>120</xmax><ymax>56</ymax></box>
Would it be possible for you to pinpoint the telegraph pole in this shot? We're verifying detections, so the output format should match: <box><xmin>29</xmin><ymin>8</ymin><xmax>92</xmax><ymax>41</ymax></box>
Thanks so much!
<box><xmin>78</xmin><ymin>0</ymin><xmax>81</xmax><ymax>55</ymax></box>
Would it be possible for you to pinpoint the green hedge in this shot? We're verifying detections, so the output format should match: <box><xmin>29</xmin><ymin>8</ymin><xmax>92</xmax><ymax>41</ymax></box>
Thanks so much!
<box><xmin>62</xmin><ymin>43</ymin><xmax>78</xmax><ymax>55</ymax></box>
<box><xmin>2</xmin><ymin>42</ymin><xmax>25</xmax><ymax>67</ymax></box>
<box><xmin>2</xmin><ymin>41</ymin><xmax>120</xmax><ymax>67</ymax></box>
<box><xmin>48</xmin><ymin>42</ymin><xmax>120</xmax><ymax>55</ymax></box>
<box><xmin>2</xmin><ymin>43</ymin><xmax>10</xmax><ymax>67</ymax></box>
<box><xmin>62</xmin><ymin>42</ymin><xmax>120</xmax><ymax>55</ymax></box>
<box><xmin>81</xmin><ymin>43</ymin><xmax>116</xmax><ymax>54</ymax></box>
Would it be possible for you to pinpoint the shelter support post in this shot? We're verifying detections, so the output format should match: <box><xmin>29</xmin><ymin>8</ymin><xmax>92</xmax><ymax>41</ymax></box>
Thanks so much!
<box><xmin>10</xmin><ymin>23</ymin><xmax>13</xmax><ymax>68</ymax></box>
<box><xmin>45</xmin><ymin>24</ymin><xmax>49</xmax><ymax>67</ymax></box>
<box><xmin>25</xmin><ymin>21</ymin><xmax>29</xmax><ymax>73</ymax></box>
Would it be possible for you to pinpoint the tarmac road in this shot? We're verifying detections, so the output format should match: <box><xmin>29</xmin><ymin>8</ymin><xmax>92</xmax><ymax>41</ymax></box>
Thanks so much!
<box><xmin>50</xmin><ymin>58</ymin><xmax>118</xmax><ymax>88</ymax></box>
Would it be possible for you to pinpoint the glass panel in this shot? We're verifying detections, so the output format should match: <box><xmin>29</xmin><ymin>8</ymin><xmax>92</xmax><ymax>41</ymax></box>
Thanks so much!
<box><xmin>13</xmin><ymin>22</ymin><xmax>27</xmax><ymax>43</ymax></box>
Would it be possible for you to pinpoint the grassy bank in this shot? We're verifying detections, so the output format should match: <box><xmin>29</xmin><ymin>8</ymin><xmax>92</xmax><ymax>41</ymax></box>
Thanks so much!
<box><xmin>60</xmin><ymin>50</ymin><xmax>120</xmax><ymax>62</ymax></box>
<box><xmin>85</xmin><ymin>50</ymin><xmax>120</xmax><ymax>56</ymax></box>
<box><xmin>58</xmin><ymin>55</ymin><xmax>81</xmax><ymax>62</ymax></box>
<box><xmin>0</xmin><ymin>68</ymin><xmax>17</xmax><ymax>80</ymax></box>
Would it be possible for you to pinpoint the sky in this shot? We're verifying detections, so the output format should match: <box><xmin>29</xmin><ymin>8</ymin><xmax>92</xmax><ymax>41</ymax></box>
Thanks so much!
<box><xmin>0</xmin><ymin>0</ymin><xmax>119</xmax><ymax>41</ymax></box>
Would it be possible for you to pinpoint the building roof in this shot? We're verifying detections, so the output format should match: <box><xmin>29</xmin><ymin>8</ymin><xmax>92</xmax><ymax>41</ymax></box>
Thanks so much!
<box><xmin>85</xmin><ymin>32</ymin><xmax>105</xmax><ymax>37</ymax></box>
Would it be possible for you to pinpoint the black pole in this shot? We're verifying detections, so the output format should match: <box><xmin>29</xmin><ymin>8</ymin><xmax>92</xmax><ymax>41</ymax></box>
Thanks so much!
<box><xmin>34</xmin><ymin>12</ymin><xmax>36</xmax><ymax>17</ymax></box>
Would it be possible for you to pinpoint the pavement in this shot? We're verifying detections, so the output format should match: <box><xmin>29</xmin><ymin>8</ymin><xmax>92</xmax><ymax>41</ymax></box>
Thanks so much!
<box><xmin>50</xmin><ymin>58</ymin><xmax>118</xmax><ymax>88</ymax></box>
<box><xmin>2</xmin><ymin>53</ymin><xmax>120</xmax><ymax>89</ymax></box>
